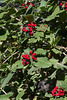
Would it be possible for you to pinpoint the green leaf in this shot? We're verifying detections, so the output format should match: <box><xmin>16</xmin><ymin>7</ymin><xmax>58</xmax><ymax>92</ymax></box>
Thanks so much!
<box><xmin>49</xmin><ymin>70</ymin><xmax>57</xmax><ymax>79</ymax></box>
<box><xmin>45</xmin><ymin>92</ymin><xmax>52</xmax><ymax>97</ymax></box>
<box><xmin>62</xmin><ymin>56</ymin><xmax>67</xmax><ymax>64</ymax></box>
<box><xmin>11</xmin><ymin>60</ymin><xmax>23</xmax><ymax>72</ymax></box>
<box><xmin>40</xmin><ymin>0</ymin><xmax>47</xmax><ymax>11</ymax></box>
<box><xmin>28</xmin><ymin>67</ymin><xmax>37</xmax><ymax>75</ymax></box>
<box><xmin>34</xmin><ymin>32</ymin><xmax>44</xmax><ymax>38</ymax></box>
<box><xmin>16</xmin><ymin>89</ymin><xmax>24</xmax><ymax>100</ymax></box>
<box><xmin>0</xmin><ymin>92</ymin><xmax>13</xmax><ymax>100</ymax></box>
<box><xmin>35</xmin><ymin>48</ymin><xmax>46</xmax><ymax>55</ymax></box>
<box><xmin>54</xmin><ymin>63</ymin><xmax>67</xmax><ymax>69</ymax></box>
<box><xmin>26</xmin><ymin>5</ymin><xmax>32</xmax><ymax>14</ymax></box>
<box><xmin>52</xmin><ymin>48</ymin><xmax>62</xmax><ymax>54</ymax></box>
<box><xmin>50</xmin><ymin>58</ymin><xmax>59</xmax><ymax>65</ymax></box>
<box><xmin>36</xmin><ymin>24</ymin><xmax>48</xmax><ymax>32</ymax></box>
<box><xmin>28</xmin><ymin>38</ymin><xmax>37</xmax><ymax>43</ymax></box>
<box><xmin>1</xmin><ymin>73</ymin><xmax>14</xmax><ymax>88</ymax></box>
<box><xmin>46</xmin><ymin>6</ymin><xmax>65</xmax><ymax>21</ymax></box>
<box><xmin>0</xmin><ymin>30</ymin><xmax>9</xmax><ymax>41</ymax></box>
<box><xmin>0</xmin><ymin>12</ymin><xmax>7</xmax><ymax>19</ymax></box>
<box><xmin>46</xmin><ymin>33</ymin><xmax>55</xmax><ymax>45</ymax></box>
<box><xmin>56</xmin><ymin>76</ymin><xmax>67</xmax><ymax>91</ymax></box>
<box><xmin>34</xmin><ymin>57</ymin><xmax>51</xmax><ymax>68</ymax></box>
<box><xmin>24</xmin><ymin>47</ymin><xmax>31</xmax><ymax>54</ymax></box>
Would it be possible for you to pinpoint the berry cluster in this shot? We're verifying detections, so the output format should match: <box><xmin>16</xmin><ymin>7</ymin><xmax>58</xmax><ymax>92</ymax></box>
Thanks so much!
<box><xmin>23</xmin><ymin>22</ymin><xmax>36</xmax><ymax>35</ymax></box>
<box><xmin>22</xmin><ymin>51</ymin><xmax>37</xmax><ymax>65</ymax></box>
<box><xmin>59</xmin><ymin>1</ymin><xmax>67</xmax><ymax>11</ymax></box>
<box><xmin>51</xmin><ymin>86</ymin><xmax>65</xmax><ymax>97</ymax></box>
<box><xmin>21</xmin><ymin>1</ymin><xmax>33</xmax><ymax>9</ymax></box>
<box><xmin>30</xmin><ymin>51</ymin><xmax>37</xmax><ymax>61</ymax></box>
<box><xmin>22</xmin><ymin>54</ymin><xmax>30</xmax><ymax>65</ymax></box>
<box><xmin>65</xmin><ymin>2</ymin><xmax>67</xmax><ymax>11</ymax></box>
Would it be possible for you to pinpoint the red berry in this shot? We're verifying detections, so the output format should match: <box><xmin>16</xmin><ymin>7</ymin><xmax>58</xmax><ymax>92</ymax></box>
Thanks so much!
<box><xmin>25</xmin><ymin>6</ymin><xmax>28</xmax><ymax>9</ymax></box>
<box><xmin>65</xmin><ymin>5</ymin><xmax>67</xmax><ymax>8</ymax></box>
<box><xmin>66</xmin><ymin>8</ymin><xmax>67</xmax><ymax>11</ymax></box>
<box><xmin>27</xmin><ymin>57</ymin><xmax>30</xmax><ymax>60</ymax></box>
<box><xmin>26</xmin><ymin>62</ymin><xmax>29</xmax><ymax>64</ymax></box>
<box><xmin>30</xmin><ymin>27</ymin><xmax>33</xmax><ymax>31</ymax></box>
<box><xmin>27</xmin><ymin>2</ymin><xmax>31</xmax><ymax>5</ymax></box>
<box><xmin>30</xmin><ymin>29</ymin><xmax>33</xmax><ymax>32</ymax></box>
<box><xmin>22</xmin><ymin>55</ymin><xmax>24</xmax><ymax>57</ymax></box>
<box><xmin>25</xmin><ymin>54</ymin><xmax>28</xmax><ymax>56</ymax></box>
<box><xmin>33</xmin><ymin>24</ymin><xmax>36</xmax><ymax>27</ymax></box>
<box><xmin>34</xmin><ymin>57</ymin><xmax>37</xmax><ymax>60</ymax></box>
<box><xmin>65</xmin><ymin>2</ymin><xmax>67</xmax><ymax>5</ymax></box>
<box><xmin>55</xmin><ymin>94</ymin><xmax>59</xmax><ymax>96</ymax></box>
<box><xmin>21</xmin><ymin>4</ymin><xmax>25</xmax><ymax>7</ymax></box>
<box><xmin>30</xmin><ymin>51</ymin><xmax>33</xmax><ymax>54</ymax></box>
<box><xmin>28</xmin><ymin>24</ymin><xmax>31</xmax><ymax>27</ymax></box>
<box><xmin>31</xmin><ymin>4</ymin><xmax>34</xmax><ymax>6</ymax></box>
<box><xmin>22</xmin><ymin>62</ymin><xmax>25</xmax><ymax>65</ymax></box>
<box><xmin>60</xmin><ymin>3</ymin><xmax>63</xmax><ymax>6</ymax></box>
<box><xmin>23</xmin><ymin>29</ymin><xmax>26</xmax><ymax>32</ymax></box>
<box><xmin>23</xmin><ymin>59</ymin><xmax>26</xmax><ymax>62</ymax></box>
<box><xmin>32</xmin><ymin>53</ymin><xmax>36</xmax><ymax>56</ymax></box>
<box><xmin>30</xmin><ymin>32</ymin><xmax>33</xmax><ymax>35</ymax></box>
<box><xmin>63</xmin><ymin>90</ymin><xmax>65</xmax><ymax>93</ymax></box>
<box><xmin>25</xmin><ymin>29</ymin><xmax>28</xmax><ymax>32</ymax></box>
<box><xmin>23</xmin><ymin>27</ymin><xmax>26</xmax><ymax>29</ymax></box>
<box><xmin>31</xmin><ymin>22</ymin><xmax>34</xmax><ymax>26</ymax></box>
<box><xmin>32</xmin><ymin>56</ymin><xmax>35</xmax><ymax>59</ymax></box>
<box><xmin>55</xmin><ymin>86</ymin><xmax>58</xmax><ymax>89</ymax></box>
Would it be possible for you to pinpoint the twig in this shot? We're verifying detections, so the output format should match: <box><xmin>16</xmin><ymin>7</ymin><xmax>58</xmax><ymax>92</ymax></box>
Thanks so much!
<box><xmin>10</xmin><ymin>15</ymin><xmax>22</xmax><ymax>22</ymax></box>
<box><xmin>2</xmin><ymin>51</ymin><xmax>19</xmax><ymax>65</ymax></box>
<box><xmin>15</xmin><ymin>8</ymin><xmax>18</xmax><ymax>12</ymax></box>
<box><xmin>0</xmin><ymin>88</ymin><xmax>7</xmax><ymax>95</ymax></box>
<box><xmin>55</xmin><ymin>46</ymin><xmax>67</xmax><ymax>52</ymax></box>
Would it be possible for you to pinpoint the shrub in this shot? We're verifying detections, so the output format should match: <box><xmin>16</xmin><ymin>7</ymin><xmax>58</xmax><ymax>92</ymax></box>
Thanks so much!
<box><xmin>0</xmin><ymin>0</ymin><xmax>67</xmax><ymax>100</ymax></box>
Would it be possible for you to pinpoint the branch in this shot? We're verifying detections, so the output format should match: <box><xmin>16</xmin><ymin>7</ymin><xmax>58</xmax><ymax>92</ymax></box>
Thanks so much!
<box><xmin>1</xmin><ymin>51</ymin><xmax>19</xmax><ymax>65</ymax></box>
<box><xmin>0</xmin><ymin>88</ymin><xmax>7</xmax><ymax>95</ymax></box>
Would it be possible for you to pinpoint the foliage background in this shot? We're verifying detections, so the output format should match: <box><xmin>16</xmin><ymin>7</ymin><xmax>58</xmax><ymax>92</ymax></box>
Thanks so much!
<box><xmin>0</xmin><ymin>0</ymin><xmax>67</xmax><ymax>100</ymax></box>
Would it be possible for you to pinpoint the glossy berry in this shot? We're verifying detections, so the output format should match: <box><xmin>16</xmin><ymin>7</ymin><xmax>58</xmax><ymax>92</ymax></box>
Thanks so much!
<box><xmin>66</xmin><ymin>8</ymin><xmax>67</xmax><ymax>11</ymax></box>
<box><xmin>21</xmin><ymin>4</ymin><xmax>25</xmax><ymax>7</ymax></box>
<box><xmin>31</xmin><ymin>3</ymin><xmax>34</xmax><ymax>6</ymax></box>
<box><xmin>65</xmin><ymin>2</ymin><xmax>67</xmax><ymax>5</ymax></box>
<box><xmin>30</xmin><ymin>32</ymin><xmax>33</xmax><ymax>35</ymax></box>
<box><xmin>32</xmin><ymin>53</ymin><xmax>36</xmax><ymax>56</ymax></box>
<box><xmin>27</xmin><ymin>2</ymin><xmax>31</xmax><ymax>5</ymax></box>
<box><xmin>26</xmin><ymin>62</ymin><xmax>29</xmax><ymax>64</ymax></box>
<box><xmin>32</xmin><ymin>56</ymin><xmax>35</xmax><ymax>59</ymax></box>
<box><xmin>23</xmin><ymin>59</ymin><xmax>26</xmax><ymax>62</ymax></box>
<box><xmin>30</xmin><ymin>51</ymin><xmax>33</xmax><ymax>54</ymax></box>
<box><xmin>25</xmin><ymin>6</ymin><xmax>28</xmax><ymax>9</ymax></box>
<box><xmin>51</xmin><ymin>86</ymin><xmax>65</xmax><ymax>97</ymax></box>
<box><xmin>59</xmin><ymin>3</ymin><xmax>63</xmax><ymax>6</ymax></box>
<box><xmin>34</xmin><ymin>57</ymin><xmax>37</xmax><ymax>61</ymax></box>
<box><xmin>65</xmin><ymin>5</ymin><xmax>67</xmax><ymax>8</ymax></box>
<box><xmin>28</xmin><ymin>24</ymin><xmax>31</xmax><ymax>27</ymax></box>
<box><xmin>22</xmin><ymin>54</ymin><xmax>30</xmax><ymax>65</ymax></box>
<box><xmin>22</xmin><ymin>62</ymin><xmax>26</xmax><ymax>65</ymax></box>
<box><xmin>23</xmin><ymin>22</ymin><xmax>36</xmax><ymax>36</ymax></box>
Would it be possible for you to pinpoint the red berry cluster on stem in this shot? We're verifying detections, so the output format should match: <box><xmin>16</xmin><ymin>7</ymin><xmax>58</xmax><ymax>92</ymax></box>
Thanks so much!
<box><xmin>65</xmin><ymin>2</ymin><xmax>67</xmax><ymax>11</ymax></box>
<box><xmin>51</xmin><ymin>86</ymin><xmax>65</xmax><ymax>97</ymax></box>
<box><xmin>21</xmin><ymin>1</ymin><xmax>33</xmax><ymax>9</ymax></box>
<box><xmin>23</xmin><ymin>22</ymin><xmax>36</xmax><ymax>35</ymax></box>
<box><xmin>59</xmin><ymin>1</ymin><xmax>67</xmax><ymax>11</ymax></box>
<box><xmin>22</xmin><ymin>54</ymin><xmax>30</xmax><ymax>65</ymax></box>
<box><xmin>30</xmin><ymin>51</ymin><xmax>37</xmax><ymax>61</ymax></box>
